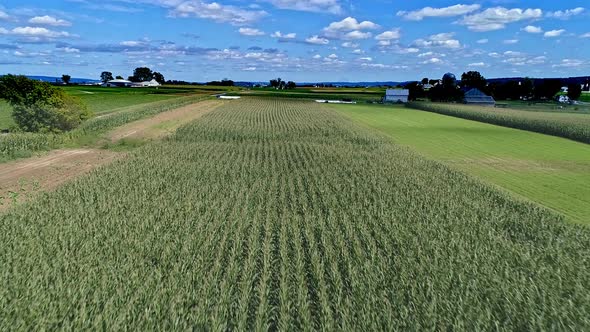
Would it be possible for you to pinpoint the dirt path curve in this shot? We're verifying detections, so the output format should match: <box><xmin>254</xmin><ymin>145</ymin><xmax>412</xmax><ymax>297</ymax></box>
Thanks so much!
<box><xmin>107</xmin><ymin>99</ymin><xmax>223</xmax><ymax>142</ymax></box>
<box><xmin>0</xmin><ymin>99</ymin><xmax>224</xmax><ymax>211</ymax></box>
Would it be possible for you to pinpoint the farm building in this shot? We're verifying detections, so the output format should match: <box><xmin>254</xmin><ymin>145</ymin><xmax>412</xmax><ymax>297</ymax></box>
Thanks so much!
<box><xmin>132</xmin><ymin>79</ymin><xmax>161</xmax><ymax>88</ymax></box>
<box><xmin>103</xmin><ymin>79</ymin><xmax>132</xmax><ymax>87</ymax></box>
<box><xmin>384</xmin><ymin>89</ymin><xmax>409</xmax><ymax>103</ymax></box>
<box><xmin>463</xmin><ymin>88</ymin><xmax>495</xmax><ymax>107</ymax></box>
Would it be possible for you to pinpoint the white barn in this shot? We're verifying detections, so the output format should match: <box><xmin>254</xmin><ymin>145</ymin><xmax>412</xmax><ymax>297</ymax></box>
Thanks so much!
<box><xmin>132</xmin><ymin>79</ymin><xmax>161</xmax><ymax>87</ymax></box>
<box><xmin>384</xmin><ymin>89</ymin><xmax>409</xmax><ymax>103</ymax></box>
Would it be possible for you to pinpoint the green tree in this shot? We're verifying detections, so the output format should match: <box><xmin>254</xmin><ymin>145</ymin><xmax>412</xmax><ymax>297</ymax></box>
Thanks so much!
<box><xmin>100</xmin><ymin>71</ymin><xmax>113</xmax><ymax>83</ymax></box>
<box><xmin>461</xmin><ymin>71</ymin><xmax>486</xmax><ymax>90</ymax></box>
<box><xmin>406</xmin><ymin>82</ymin><xmax>425</xmax><ymax>101</ymax></box>
<box><xmin>61</xmin><ymin>74</ymin><xmax>71</xmax><ymax>85</ymax></box>
<box><xmin>286</xmin><ymin>81</ymin><xmax>296</xmax><ymax>89</ymax></box>
<box><xmin>153</xmin><ymin>72</ymin><xmax>165</xmax><ymax>84</ymax></box>
<box><xmin>115</xmin><ymin>75</ymin><xmax>123</xmax><ymax>79</ymax></box>
<box><xmin>0</xmin><ymin>75</ymin><xmax>92</xmax><ymax>133</ymax></box>
<box><xmin>567</xmin><ymin>83</ymin><xmax>582</xmax><ymax>101</ymax></box>
<box><xmin>534</xmin><ymin>79</ymin><xmax>562</xmax><ymax>100</ymax></box>
<box><xmin>130</xmin><ymin>67</ymin><xmax>153</xmax><ymax>82</ymax></box>
<box><xmin>421</xmin><ymin>78</ymin><xmax>429</xmax><ymax>85</ymax></box>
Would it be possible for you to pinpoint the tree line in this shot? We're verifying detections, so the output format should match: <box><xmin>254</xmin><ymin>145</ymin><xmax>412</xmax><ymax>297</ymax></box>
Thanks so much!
<box><xmin>100</xmin><ymin>67</ymin><xmax>165</xmax><ymax>84</ymax></box>
<box><xmin>405</xmin><ymin>71</ymin><xmax>584</xmax><ymax>102</ymax></box>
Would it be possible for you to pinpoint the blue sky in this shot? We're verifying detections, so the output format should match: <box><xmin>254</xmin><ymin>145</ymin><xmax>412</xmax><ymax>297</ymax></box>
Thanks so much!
<box><xmin>0</xmin><ymin>0</ymin><xmax>589</xmax><ymax>82</ymax></box>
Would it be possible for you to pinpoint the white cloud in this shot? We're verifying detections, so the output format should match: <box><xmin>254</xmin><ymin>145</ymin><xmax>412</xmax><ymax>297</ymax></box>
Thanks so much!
<box><xmin>422</xmin><ymin>57</ymin><xmax>443</xmax><ymax>64</ymax></box>
<box><xmin>397</xmin><ymin>4</ymin><xmax>481</xmax><ymax>21</ymax></box>
<box><xmin>238</xmin><ymin>27</ymin><xmax>265</xmax><ymax>36</ymax></box>
<box><xmin>0</xmin><ymin>10</ymin><xmax>10</xmax><ymax>21</ymax></box>
<box><xmin>0</xmin><ymin>26</ymin><xmax>71</xmax><ymax>38</ymax></box>
<box><xmin>375</xmin><ymin>29</ymin><xmax>401</xmax><ymax>41</ymax></box>
<box><xmin>59</xmin><ymin>47</ymin><xmax>80</xmax><ymax>53</ymax></box>
<box><xmin>418</xmin><ymin>52</ymin><xmax>433</xmax><ymax>58</ymax></box>
<box><xmin>120</xmin><ymin>40</ymin><xmax>147</xmax><ymax>47</ymax></box>
<box><xmin>544</xmin><ymin>29</ymin><xmax>565</xmax><ymax>38</ymax></box>
<box><xmin>242</xmin><ymin>67</ymin><xmax>257</xmax><ymax>71</ymax></box>
<box><xmin>324</xmin><ymin>17</ymin><xmax>379</xmax><ymax>32</ymax></box>
<box><xmin>322</xmin><ymin>17</ymin><xmax>379</xmax><ymax>40</ymax></box>
<box><xmin>343</xmin><ymin>30</ymin><xmax>372</xmax><ymax>40</ymax></box>
<box><xmin>552</xmin><ymin>59</ymin><xmax>585</xmax><ymax>68</ymax></box>
<box><xmin>29</xmin><ymin>15</ymin><xmax>71</xmax><ymax>27</ymax></box>
<box><xmin>476</xmin><ymin>39</ymin><xmax>489</xmax><ymax>44</ymax></box>
<box><xmin>312</xmin><ymin>54</ymin><xmax>322</xmax><ymax>59</ymax></box>
<box><xmin>503</xmin><ymin>39</ymin><xmax>519</xmax><ymax>44</ymax></box>
<box><xmin>263</xmin><ymin>0</ymin><xmax>342</xmax><ymax>14</ymax></box>
<box><xmin>305</xmin><ymin>35</ymin><xmax>329</xmax><ymax>45</ymax></box>
<box><xmin>458</xmin><ymin>7</ymin><xmax>543</xmax><ymax>32</ymax></box>
<box><xmin>327</xmin><ymin>53</ymin><xmax>338</xmax><ymax>59</ymax></box>
<box><xmin>581</xmin><ymin>32</ymin><xmax>590</xmax><ymax>38</ymax></box>
<box><xmin>413</xmin><ymin>32</ymin><xmax>461</xmax><ymax>49</ymax></box>
<box><xmin>341</xmin><ymin>42</ymin><xmax>359</xmax><ymax>48</ymax></box>
<box><xmin>270</xmin><ymin>31</ymin><xmax>296</xmax><ymax>39</ymax></box>
<box><xmin>547</xmin><ymin>7</ymin><xmax>585</xmax><ymax>19</ymax></box>
<box><xmin>359</xmin><ymin>57</ymin><xmax>372</xmax><ymax>61</ymax></box>
<box><xmin>351</xmin><ymin>49</ymin><xmax>363</xmax><ymax>54</ymax></box>
<box><xmin>523</xmin><ymin>25</ymin><xmax>543</xmax><ymax>33</ymax></box>
<box><xmin>167</xmin><ymin>1</ymin><xmax>267</xmax><ymax>26</ymax></box>
<box><xmin>468</xmin><ymin>62</ymin><xmax>486</xmax><ymax>67</ymax></box>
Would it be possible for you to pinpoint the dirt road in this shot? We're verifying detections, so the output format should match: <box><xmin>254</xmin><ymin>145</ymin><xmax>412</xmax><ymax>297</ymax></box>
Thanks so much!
<box><xmin>107</xmin><ymin>99</ymin><xmax>223</xmax><ymax>142</ymax></box>
<box><xmin>0</xmin><ymin>99</ymin><xmax>223</xmax><ymax>211</ymax></box>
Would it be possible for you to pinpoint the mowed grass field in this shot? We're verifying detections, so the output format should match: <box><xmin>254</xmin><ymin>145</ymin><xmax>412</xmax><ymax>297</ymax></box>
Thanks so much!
<box><xmin>1</xmin><ymin>98</ymin><xmax>589</xmax><ymax>329</ymax></box>
<box><xmin>334</xmin><ymin>104</ymin><xmax>590</xmax><ymax>223</ymax></box>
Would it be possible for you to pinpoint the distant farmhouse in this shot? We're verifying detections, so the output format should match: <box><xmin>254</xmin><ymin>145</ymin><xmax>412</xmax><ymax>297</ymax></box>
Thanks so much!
<box><xmin>384</xmin><ymin>89</ymin><xmax>409</xmax><ymax>103</ymax></box>
<box><xmin>103</xmin><ymin>78</ymin><xmax>160</xmax><ymax>88</ymax></box>
<box><xmin>463</xmin><ymin>88</ymin><xmax>495</xmax><ymax>107</ymax></box>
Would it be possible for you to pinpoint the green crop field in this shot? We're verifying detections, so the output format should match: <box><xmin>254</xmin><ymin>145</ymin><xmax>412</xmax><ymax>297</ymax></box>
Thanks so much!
<box><xmin>62</xmin><ymin>86</ymin><xmax>179</xmax><ymax>114</ymax></box>
<box><xmin>334</xmin><ymin>104</ymin><xmax>590</xmax><ymax>223</ymax></box>
<box><xmin>1</xmin><ymin>98</ymin><xmax>589</xmax><ymax>329</ymax></box>
<box><xmin>407</xmin><ymin>102</ymin><xmax>590</xmax><ymax>143</ymax></box>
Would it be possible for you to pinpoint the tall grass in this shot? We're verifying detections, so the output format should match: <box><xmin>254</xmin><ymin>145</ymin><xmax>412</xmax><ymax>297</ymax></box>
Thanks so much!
<box><xmin>1</xmin><ymin>98</ymin><xmax>589</xmax><ymax>329</ymax></box>
<box><xmin>407</xmin><ymin>101</ymin><xmax>590</xmax><ymax>144</ymax></box>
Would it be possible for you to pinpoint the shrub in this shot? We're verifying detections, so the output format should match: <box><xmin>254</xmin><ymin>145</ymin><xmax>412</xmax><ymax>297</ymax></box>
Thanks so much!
<box><xmin>0</xmin><ymin>75</ymin><xmax>92</xmax><ymax>133</ymax></box>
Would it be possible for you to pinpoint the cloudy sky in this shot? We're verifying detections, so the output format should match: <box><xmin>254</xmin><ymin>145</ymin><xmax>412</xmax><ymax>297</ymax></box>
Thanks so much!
<box><xmin>0</xmin><ymin>0</ymin><xmax>589</xmax><ymax>82</ymax></box>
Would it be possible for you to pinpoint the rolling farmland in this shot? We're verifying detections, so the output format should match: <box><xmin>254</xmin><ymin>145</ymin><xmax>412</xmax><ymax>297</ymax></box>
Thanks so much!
<box><xmin>1</xmin><ymin>98</ymin><xmax>589</xmax><ymax>329</ymax></box>
<box><xmin>334</xmin><ymin>104</ymin><xmax>590</xmax><ymax>223</ymax></box>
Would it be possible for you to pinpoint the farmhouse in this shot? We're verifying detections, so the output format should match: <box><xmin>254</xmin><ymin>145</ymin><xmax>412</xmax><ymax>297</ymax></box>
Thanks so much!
<box><xmin>103</xmin><ymin>79</ymin><xmax>132</xmax><ymax>87</ymax></box>
<box><xmin>384</xmin><ymin>89</ymin><xmax>409</xmax><ymax>103</ymax></box>
<box><xmin>463</xmin><ymin>88</ymin><xmax>495</xmax><ymax>107</ymax></box>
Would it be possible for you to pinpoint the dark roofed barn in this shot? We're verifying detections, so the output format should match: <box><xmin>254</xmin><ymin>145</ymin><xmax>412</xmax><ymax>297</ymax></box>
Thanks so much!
<box><xmin>464</xmin><ymin>88</ymin><xmax>495</xmax><ymax>107</ymax></box>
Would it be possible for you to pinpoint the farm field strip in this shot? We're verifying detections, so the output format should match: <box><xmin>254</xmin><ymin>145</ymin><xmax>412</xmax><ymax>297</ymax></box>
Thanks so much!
<box><xmin>0</xmin><ymin>99</ymin><xmax>222</xmax><ymax>209</ymax></box>
<box><xmin>333</xmin><ymin>104</ymin><xmax>590</xmax><ymax>223</ymax></box>
<box><xmin>1</xmin><ymin>98</ymin><xmax>589</xmax><ymax>329</ymax></box>
<box><xmin>0</xmin><ymin>95</ymin><xmax>211</xmax><ymax>161</ymax></box>
<box><xmin>407</xmin><ymin>102</ymin><xmax>590</xmax><ymax>144</ymax></box>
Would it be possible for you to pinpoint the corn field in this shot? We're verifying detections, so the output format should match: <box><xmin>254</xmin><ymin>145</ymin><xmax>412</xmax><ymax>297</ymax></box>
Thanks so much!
<box><xmin>407</xmin><ymin>101</ymin><xmax>590</xmax><ymax>144</ymax></box>
<box><xmin>0</xmin><ymin>95</ymin><xmax>209</xmax><ymax>158</ymax></box>
<box><xmin>1</xmin><ymin>98</ymin><xmax>589</xmax><ymax>330</ymax></box>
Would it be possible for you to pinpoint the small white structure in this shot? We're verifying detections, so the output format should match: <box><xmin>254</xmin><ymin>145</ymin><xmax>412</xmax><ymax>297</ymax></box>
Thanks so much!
<box><xmin>217</xmin><ymin>95</ymin><xmax>241</xmax><ymax>100</ymax></box>
<box><xmin>384</xmin><ymin>89</ymin><xmax>409</xmax><ymax>103</ymax></box>
<box><xmin>132</xmin><ymin>79</ymin><xmax>161</xmax><ymax>87</ymax></box>
<box><xmin>103</xmin><ymin>79</ymin><xmax>132</xmax><ymax>87</ymax></box>
<box><xmin>558</xmin><ymin>95</ymin><xmax>570</xmax><ymax>103</ymax></box>
<box><xmin>464</xmin><ymin>88</ymin><xmax>496</xmax><ymax>107</ymax></box>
